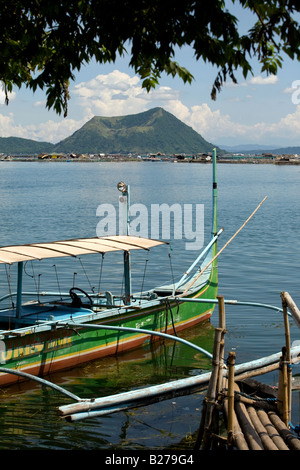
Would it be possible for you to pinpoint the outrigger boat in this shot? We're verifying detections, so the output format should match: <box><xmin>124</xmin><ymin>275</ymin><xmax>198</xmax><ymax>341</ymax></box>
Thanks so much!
<box><xmin>0</xmin><ymin>150</ymin><xmax>220</xmax><ymax>386</ymax></box>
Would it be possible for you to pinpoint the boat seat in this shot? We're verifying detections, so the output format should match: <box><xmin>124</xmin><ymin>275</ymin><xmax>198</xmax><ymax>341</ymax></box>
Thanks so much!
<box><xmin>153</xmin><ymin>288</ymin><xmax>184</xmax><ymax>296</ymax></box>
<box><xmin>153</xmin><ymin>271</ymin><xmax>211</xmax><ymax>297</ymax></box>
<box><xmin>105</xmin><ymin>291</ymin><xmax>114</xmax><ymax>305</ymax></box>
<box><xmin>153</xmin><ymin>284</ymin><xmax>188</xmax><ymax>296</ymax></box>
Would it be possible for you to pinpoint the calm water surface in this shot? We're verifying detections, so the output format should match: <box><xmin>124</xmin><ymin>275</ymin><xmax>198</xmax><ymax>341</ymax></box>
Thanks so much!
<box><xmin>0</xmin><ymin>161</ymin><xmax>299</xmax><ymax>450</ymax></box>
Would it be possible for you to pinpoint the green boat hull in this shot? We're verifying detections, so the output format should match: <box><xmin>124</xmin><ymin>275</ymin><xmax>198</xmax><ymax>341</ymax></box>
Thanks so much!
<box><xmin>0</xmin><ymin>256</ymin><xmax>217</xmax><ymax>386</ymax></box>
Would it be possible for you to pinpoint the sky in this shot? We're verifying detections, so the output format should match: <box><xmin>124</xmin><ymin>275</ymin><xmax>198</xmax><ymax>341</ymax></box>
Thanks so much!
<box><xmin>1</xmin><ymin>4</ymin><xmax>300</xmax><ymax>149</ymax></box>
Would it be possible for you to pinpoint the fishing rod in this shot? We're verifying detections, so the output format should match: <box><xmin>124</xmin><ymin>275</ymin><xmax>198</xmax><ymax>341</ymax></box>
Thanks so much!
<box><xmin>179</xmin><ymin>196</ymin><xmax>268</xmax><ymax>296</ymax></box>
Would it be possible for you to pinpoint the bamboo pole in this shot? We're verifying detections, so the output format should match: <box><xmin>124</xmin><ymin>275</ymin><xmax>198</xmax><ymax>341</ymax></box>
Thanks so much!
<box><xmin>232</xmin><ymin>362</ymin><xmax>279</xmax><ymax>381</ymax></box>
<box><xmin>281</xmin><ymin>292</ymin><xmax>292</xmax><ymax>422</ymax></box>
<box><xmin>277</xmin><ymin>350</ymin><xmax>284</xmax><ymax>418</ymax></box>
<box><xmin>234</xmin><ymin>399</ymin><xmax>264</xmax><ymax>450</ymax></box>
<box><xmin>205</xmin><ymin>328</ymin><xmax>223</xmax><ymax>405</ymax></box>
<box><xmin>281</xmin><ymin>291</ymin><xmax>300</xmax><ymax>329</ymax></box>
<box><xmin>281</xmin><ymin>294</ymin><xmax>292</xmax><ymax>364</ymax></box>
<box><xmin>217</xmin><ymin>295</ymin><xmax>226</xmax><ymax>394</ymax></box>
<box><xmin>282</xmin><ymin>352</ymin><xmax>289</xmax><ymax>427</ymax></box>
<box><xmin>218</xmin><ymin>295</ymin><xmax>226</xmax><ymax>331</ymax></box>
<box><xmin>59</xmin><ymin>345</ymin><xmax>300</xmax><ymax>419</ymax></box>
<box><xmin>277</xmin><ymin>348</ymin><xmax>289</xmax><ymax>426</ymax></box>
<box><xmin>180</xmin><ymin>196</ymin><xmax>267</xmax><ymax>296</ymax></box>
<box><xmin>247</xmin><ymin>406</ymin><xmax>278</xmax><ymax>450</ymax></box>
<box><xmin>201</xmin><ymin>327</ymin><xmax>223</xmax><ymax>449</ymax></box>
<box><xmin>256</xmin><ymin>409</ymin><xmax>289</xmax><ymax>450</ymax></box>
<box><xmin>268</xmin><ymin>411</ymin><xmax>300</xmax><ymax>450</ymax></box>
<box><xmin>227</xmin><ymin>351</ymin><xmax>235</xmax><ymax>448</ymax></box>
<box><xmin>223</xmin><ymin>380</ymin><xmax>249</xmax><ymax>450</ymax></box>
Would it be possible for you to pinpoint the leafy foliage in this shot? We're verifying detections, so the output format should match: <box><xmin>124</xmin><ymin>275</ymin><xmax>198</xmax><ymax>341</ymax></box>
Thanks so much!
<box><xmin>1</xmin><ymin>1</ymin><xmax>300</xmax><ymax>115</ymax></box>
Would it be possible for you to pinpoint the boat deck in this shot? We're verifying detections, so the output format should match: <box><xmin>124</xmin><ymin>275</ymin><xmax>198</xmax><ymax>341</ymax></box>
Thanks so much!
<box><xmin>0</xmin><ymin>303</ymin><xmax>94</xmax><ymax>327</ymax></box>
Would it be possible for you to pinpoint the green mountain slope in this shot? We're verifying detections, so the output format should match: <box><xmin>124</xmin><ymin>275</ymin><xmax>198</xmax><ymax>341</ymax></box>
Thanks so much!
<box><xmin>0</xmin><ymin>137</ymin><xmax>54</xmax><ymax>154</ymax></box>
<box><xmin>54</xmin><ymin>107</ymin><xmax>217</xmax><ymax>154</ymax></box>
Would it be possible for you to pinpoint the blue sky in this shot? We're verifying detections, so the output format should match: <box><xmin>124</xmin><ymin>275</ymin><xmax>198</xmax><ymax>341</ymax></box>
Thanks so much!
<box><xmin>1</xmin><ymin>3</ymin><xmax>300</xmax><ymax>149</ymax></box>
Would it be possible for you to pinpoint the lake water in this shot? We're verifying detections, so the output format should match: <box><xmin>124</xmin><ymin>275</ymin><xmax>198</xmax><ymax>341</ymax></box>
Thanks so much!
<box><xmin>0</xmin><ymin>160</ymin><xmax>299</xmax><ymax>450</ymax></box>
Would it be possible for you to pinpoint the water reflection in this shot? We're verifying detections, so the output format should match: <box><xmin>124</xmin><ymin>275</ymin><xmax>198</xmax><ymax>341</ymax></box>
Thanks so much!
<box><xmin>0</xmin><ymin>321</ymin><xmax>214</xmax><ymax>450</ymax></box>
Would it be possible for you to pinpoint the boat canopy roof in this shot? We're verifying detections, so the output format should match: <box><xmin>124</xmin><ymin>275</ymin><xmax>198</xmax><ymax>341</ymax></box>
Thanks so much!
<box><xmin>0</xmin><ymin>236</ymin><xmax>167</xmax><ymax>265</ymax></box>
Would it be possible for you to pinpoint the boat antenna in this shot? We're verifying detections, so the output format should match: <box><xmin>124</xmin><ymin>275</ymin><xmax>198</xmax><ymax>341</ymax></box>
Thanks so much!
<box><xmin>78</xmin><ymin>257</ymin><xmax>95</xmax><ymax>293</ymax></box>
<box><xmin>24</xmin><ymin>260</ymin><xmax>39</xmax><ymax>295</ymax></box>
<box><xmin>168</xmin><ymin>250</ymin><xmax>176</xmax><ymax>293</ymax></box>
<box><xmin>212</xmin><ymin>147</ymin><xmax>217</xmax><ymax>236</ymax></box>
<box><xmin>139</xmin><ymin>258</ymin><xmax>149</xmax><ymax>305</ymax></box>
<box><xmin>97</xmin><ymin>253</ymin><xmax>104</xmax><ymax>294</ymax></box>
<box><xmin>37</xmin><ymin>273</ymin><xmax>41</xmax><ymax>303</ymax></box>
<box><xmin>4</xmin><ymin>264</ymin><xmax>13</xmax><ymax>307</ymax></box>
<box><xmin>53</xmin><ymin>264</ymin><xmax>62</xmax><ymax>300</ymax></box>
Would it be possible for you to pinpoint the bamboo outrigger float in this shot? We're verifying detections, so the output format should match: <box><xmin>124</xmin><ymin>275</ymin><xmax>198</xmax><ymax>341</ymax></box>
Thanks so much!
<box><xmin>0</xmin><ymin>150</ymin><xmax>220</xmax><ymax>386</ymax></box>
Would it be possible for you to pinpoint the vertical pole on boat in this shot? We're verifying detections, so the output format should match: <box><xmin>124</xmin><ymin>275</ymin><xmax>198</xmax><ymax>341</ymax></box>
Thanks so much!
<box><xmin>118</xmin><ymin>181</ymin><xmax>131</xmax><ymax>305</ymax></box>
<box><xmin>124</xmin><ymin>251</ymin><xmax>131</xmax><ymax>305</ymax></box>
<box><xmin>16</xmin><ymin>261</ymin><xmax>23</xmax><ymax>319</ymax></box>
<box><xmin>118</xmin><ymin>181</ymin><xmax>130</xmax><ymax>236</ymax></box>
<box><xmin>212</xmin><ymin>148</ymin><xmax>217</xmax><ymax>237</ymax></box>
<box><xmin>124</xmin><ymin>184</ymin><xmax>131</xmax><ymax>304</ymax></box>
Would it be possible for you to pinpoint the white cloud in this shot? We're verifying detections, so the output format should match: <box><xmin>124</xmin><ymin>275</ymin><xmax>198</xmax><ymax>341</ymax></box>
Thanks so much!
<box><xmin>225</xmin><ymin>80</ymin><xmax>247</xmax><ymax>88</ymax></box>
<box><xmin>263</xmin><ymin>105</ymin><xmax>300</xmax><ymax>136</ymax></box>
<box><xmin>0</xmin><ymin>112</ymin><xmax>85</xmax><ymax>143</ymax></box>
<box><xmin>33</xmin><ymin>100</ymin><xmax>46</xmax><ymax>107</ymax></box>
<box><xmin>73</xmin><ymin>70</ymin><xmax>146</xmax><ymax>116</ymax></box>
<box><xmin>0</xmin><ymin>71</ymin><xmax>188</xmax><ymax>143</ymax></box>
<box><xmin>185</xmin><ymin>103</ymin><xmax>247</xmax><ymax>141</ymax></box>
<box><xmin>225</xmin><ymin>74</ymin><xmax>279</xmax><ymax>88</ymax></box>
<box><xmin>72</xmin><ymin>70</ymin><xmax>195</xmax><ymax>119</ymax></box>
<box><xmin>248</xmin><ymin>75</ymin><xmax>279</xmax><ymax>85</ymax></box>
<box><xmin>0</xmin><ymin>113</ymin><xmax>23</xmax><ymax>137</ymax></box>
<box><xmin>283</xmin><ymin>87</ymin><xmax>294</xmax><ymax>94</ymax></box>
<box><xmin>184</xmin><ymin>102</ymin><xmax>300</xmax><ymax>145</ymax></box>
<box><xmin>28</xmin><ymin>118</ymin><xmax>87</xmax><ymax>143</ymax></box>
<box><xmin>1</xmin><ymin>69</ymin><xmax>300</xmax><ymax>146</ymax></box>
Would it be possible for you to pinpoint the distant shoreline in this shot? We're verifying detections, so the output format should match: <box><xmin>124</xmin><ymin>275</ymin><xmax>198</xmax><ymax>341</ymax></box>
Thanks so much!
<box><xmin>1</xmin><ymin>157</ymin><xmax>300</xmax><ymax>165</ymax></box>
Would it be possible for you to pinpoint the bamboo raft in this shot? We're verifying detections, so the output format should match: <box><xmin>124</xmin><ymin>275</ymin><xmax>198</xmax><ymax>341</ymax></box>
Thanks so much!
<box><xmin>196</xmin><ymin>292</ymin><xmax>300</xmax><ymax>451</ymax></box>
